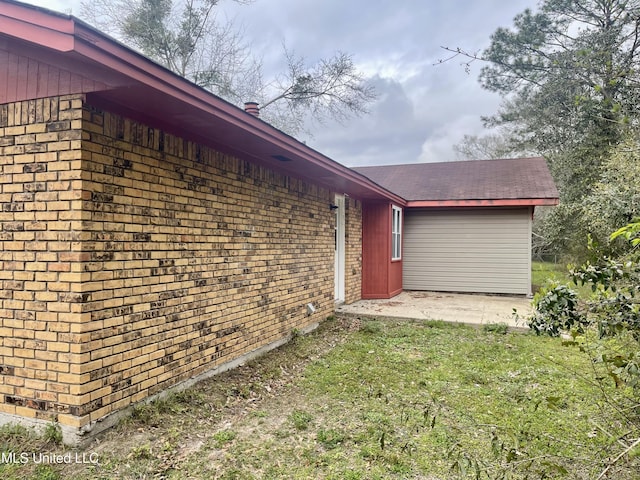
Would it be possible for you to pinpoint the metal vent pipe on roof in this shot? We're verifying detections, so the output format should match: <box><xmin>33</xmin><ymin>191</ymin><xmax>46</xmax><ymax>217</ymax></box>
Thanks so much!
<box><xmin>244</xmin><ymin>102</ymin><xmax>260</xmax><ymax>117</ymax></box>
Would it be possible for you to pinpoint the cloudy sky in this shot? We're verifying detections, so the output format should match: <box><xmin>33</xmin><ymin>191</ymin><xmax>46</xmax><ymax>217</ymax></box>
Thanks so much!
<box><xmin>23</xmin><ymin>0</ymin><xmax>538</xmax><ymax>166</ymax></box>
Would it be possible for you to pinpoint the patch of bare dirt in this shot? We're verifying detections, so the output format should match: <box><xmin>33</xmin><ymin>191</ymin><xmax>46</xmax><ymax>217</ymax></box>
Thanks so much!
<box><xmin>66</xmin><ymin>316</ymin><xmax>361</xmax><ymax>478</ymax></box>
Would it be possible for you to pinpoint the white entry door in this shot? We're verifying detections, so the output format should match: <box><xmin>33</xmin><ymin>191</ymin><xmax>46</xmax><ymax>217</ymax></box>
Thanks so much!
<box><xmin>334</xmin><ymin>194</ymin><xmax>346</xmax><ymax>303</ymax></box>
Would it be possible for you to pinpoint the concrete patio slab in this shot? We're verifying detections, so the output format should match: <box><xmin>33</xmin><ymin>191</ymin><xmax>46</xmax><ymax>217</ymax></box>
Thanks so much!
<box><xmin>337</xmin><ymin>291</ymin><xmax>533</xmax><ymax>330</ymax></box>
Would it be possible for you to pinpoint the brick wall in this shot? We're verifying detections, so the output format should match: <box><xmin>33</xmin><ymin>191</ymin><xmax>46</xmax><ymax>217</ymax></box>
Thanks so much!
<box><xmin>0</xmin><ymin>95</ymin><xmax>87</xmax><ymax>430</ymax></box>
<box><xmin>344</xmin><ymin>197</ymin><xmax>362</xmax><ymax>304</ymax></box>
<box><xmin>0</xmin><ymin>94</ymin><xmax>346</xmax><ymax>441</ymax></box>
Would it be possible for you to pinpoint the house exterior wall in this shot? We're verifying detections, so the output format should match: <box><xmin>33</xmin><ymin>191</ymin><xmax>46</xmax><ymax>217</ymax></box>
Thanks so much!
<box><xmin>344</xmin><ymin>197</ymin><xmax>362</xmax><ymax>305</ymax></box>
<box><xmin>403</xmin><ymin>207</ymin><xmax>532</xmax><ymax>295</ymax></box>
<box><xmin>0</xmin><ymin>94</ymin><xmax>339</xmax><ymax>441</ymax></box>
<box><xmin>0</xmin><ymin>47</ymin><xmax>110</xmax><ymax>105</ymax></box>
<box><xmin>361</xmin><ymin>202</ymin><xmax>388</xmax><ymax>298</ymax></box>
<box><xmin>0</xmin><ymin>95</ymin><xmax>86</xmax><ymax>429</ymax></box>
<box><xmin>361</xmin><ymin>202</ymin><xmax>402</xmax><ymax>299</ymax></box>
<box><xmin>388</xmin><ymin>203</ymin><xmax>403</xmax><ymax>297</ymax></box>
<box><xmin>389</xmin><ymin>258</ymin><xmax>403</xmax><ymax>298</ymax></box>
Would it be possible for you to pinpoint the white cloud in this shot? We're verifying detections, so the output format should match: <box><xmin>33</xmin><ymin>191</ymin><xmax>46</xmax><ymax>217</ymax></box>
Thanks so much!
<box><xmin>418</xmin><ymin>115</ymin><xmax>485</xmax><ymax>163</ymax></box>
<box><xmin>23</xmin><ymin>0</ymin><xmax>539</xmax><ymax>167</ymax></box>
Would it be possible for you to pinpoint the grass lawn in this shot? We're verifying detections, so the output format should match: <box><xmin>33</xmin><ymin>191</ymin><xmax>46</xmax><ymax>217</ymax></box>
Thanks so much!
<box><xmin>2</xmin><ymin>316</ymin><xmax>635</xmax><ymax>480</ymax></box>
<box><xmin>532</xmin><ymin>260</ymin><xmax>571</xmax><ymax>287</ymax></box>
<box><xmin>532</xmin><ymin>261</ymin><xmax>593</xmax><ymax>297</ymax></box>
<box><xmin>531</xmin><ymin>260</ymin><xmax>577</xmax><ymax>291</ymax></box>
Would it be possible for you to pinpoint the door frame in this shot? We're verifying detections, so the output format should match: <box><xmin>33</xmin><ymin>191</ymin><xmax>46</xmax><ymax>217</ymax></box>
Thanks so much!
<box><xmin>334</xmin><ymin>194</ymin><xmax>346</xmax><ymax>303</ymax></box>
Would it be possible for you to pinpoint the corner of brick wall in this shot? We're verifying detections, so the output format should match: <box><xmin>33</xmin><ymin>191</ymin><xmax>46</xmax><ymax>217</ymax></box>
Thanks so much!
<box><xmin>0</xmin><ymin>95</ymin><xmax>90</xmax><ymax>431</ymax></box>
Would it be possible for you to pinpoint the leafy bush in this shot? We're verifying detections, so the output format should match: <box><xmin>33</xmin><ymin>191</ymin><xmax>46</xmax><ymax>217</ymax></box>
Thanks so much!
<box><xmin>524</xmin><ymin>221</ymin><xmax>640</xmax><ymax>477</ymax></box>
<box><xmin>527</xmin><ymin>282</ymin><xmax>585</xmax><ymax>336</ymax></box>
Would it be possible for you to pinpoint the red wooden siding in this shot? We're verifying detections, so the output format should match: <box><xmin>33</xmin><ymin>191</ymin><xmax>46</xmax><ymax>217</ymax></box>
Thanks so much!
<box><xmin>0</xmin><ymin>47</ymin><xmax>108</xmax><ymax>103</ymax></box>
<box><xmin>361</xmin><ymin>202</ymin><xmax>403</xmax><ymax>299</ymax></box>
<box><xmin>389</xmin><ymin>255</ymin><xmax>403</xmax><ymax>297</ymax></box>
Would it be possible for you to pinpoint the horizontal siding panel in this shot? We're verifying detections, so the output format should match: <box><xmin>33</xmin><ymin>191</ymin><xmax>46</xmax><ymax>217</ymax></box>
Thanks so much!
<box><xmin>404</xmin><ymin>273</ymin><xmax>527</xmax><ymax>282</ymax></box>
<box><xmin>405</xmin><ymin>244</ymin><xmax>530</xmax><ymax>253</ymax></box>
<box><xmin>404</xmin><ymin>236</ymin><xmax>529</xmax><ymax>244</ymax></box>
<box><xmin>404</xmin><ymin>276</ymin><xmax>529</xmax><ymax>290</ymax></box>
<box><xmin>403</xmin><ymin>208</ymin><xmax>531</xmax><ymax>295</ymax></box>
<box><xmin>404</xmin><ymin>256</ymin><xmax>531</xmax><ymax>265</ymax></box>
<box><xmin>405</xmin><ymin>232</ymin><xmax>529</xmax><ymax>240</ymax></box>
<box><xmin>406</xmin><ymin>227</ymin><xmax>528</xmax><ymax>232</ymax></box>
<box><xmin>404</xmin><ymin>254</ymin><xmax>529</xmax><ymax>262</ymax></box>
<box><xmin>406</xmin><ymin>220</ymin><xmax>528</xmax><ymax>227</ymax></box>
<box><xmin>405</xmin><ymin>264</ymin><xmax>530</xmax><ymax>275</ymax></box>
<box><xmin>403</xmin><ymin>283</ymin><xmax>528</xmax><ymax>295</ymax></box>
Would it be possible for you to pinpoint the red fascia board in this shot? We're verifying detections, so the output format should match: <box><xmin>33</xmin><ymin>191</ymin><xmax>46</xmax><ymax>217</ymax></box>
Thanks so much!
<box><xmin>0</xmin><ymin>5</ymin><xmax>74</xmax><ymax>51</ymax></box>
<box><xmin>406</xmin><ymin>198</ymin><xmax>559</xmax><ymax>208</ymax></box>
<box><xmin>0</xmin><ymin>1</ymin><xmax>75</xmax><ymax>34</ymax></box>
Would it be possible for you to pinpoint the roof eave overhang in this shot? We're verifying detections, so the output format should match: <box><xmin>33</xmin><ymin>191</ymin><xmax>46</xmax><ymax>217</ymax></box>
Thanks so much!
<box><xmin>0</xmin><ymin>0</ymin><xmax>404</xmax><ymax>204</ymax></box>
<box><xmin>76</xmin><ymin>26</ymin><xmax>406</xmax><ymax>203</ymax></box>
<box><xmin>406</xmin><ymin>198</ymin><xmax>559</xmax><ymax>208</ymax></box>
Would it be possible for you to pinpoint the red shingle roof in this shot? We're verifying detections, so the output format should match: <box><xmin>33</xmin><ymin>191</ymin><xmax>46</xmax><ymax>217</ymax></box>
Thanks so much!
<box><xmin>353</xmin><ymin>157</ymin><xmax>559</xmax><ymax>205</ymax></box>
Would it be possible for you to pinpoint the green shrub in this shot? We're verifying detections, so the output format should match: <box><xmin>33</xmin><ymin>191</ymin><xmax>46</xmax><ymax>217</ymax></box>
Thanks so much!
<box><xmin>523</xmin><ymin>221</ymin><xmax>640</xmax><ymax>477</ymax></box>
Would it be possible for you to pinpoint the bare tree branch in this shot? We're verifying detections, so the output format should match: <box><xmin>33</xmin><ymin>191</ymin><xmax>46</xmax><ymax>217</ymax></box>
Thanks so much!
<box><xmin>78</xmin><ymin>0</ymin><xmax>376</xmax><ymax>137</ymax></box>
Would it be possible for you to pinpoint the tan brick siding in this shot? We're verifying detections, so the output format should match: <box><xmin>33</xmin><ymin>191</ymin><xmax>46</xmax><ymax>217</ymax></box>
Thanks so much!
<box><xmin>344</xmin><ymin>197</ymin><xmax>362</xmax><ymax>304</ymax></box>
<box><xmin>1</xmin><ymin>95</ymin><xmax>338</xmax><ymax>433</ymax></box>
<box><xmin>0</xmin><ymin>95</ymin><xmax>86</xmax><ymax>427</ymax></box>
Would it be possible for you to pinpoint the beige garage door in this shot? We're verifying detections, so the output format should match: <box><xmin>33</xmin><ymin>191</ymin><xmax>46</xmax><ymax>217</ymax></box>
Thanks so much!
<box><xmin>403</xmin><ymin>208</ymin><xmax>532</xmax><ymax>295</ymax></box>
